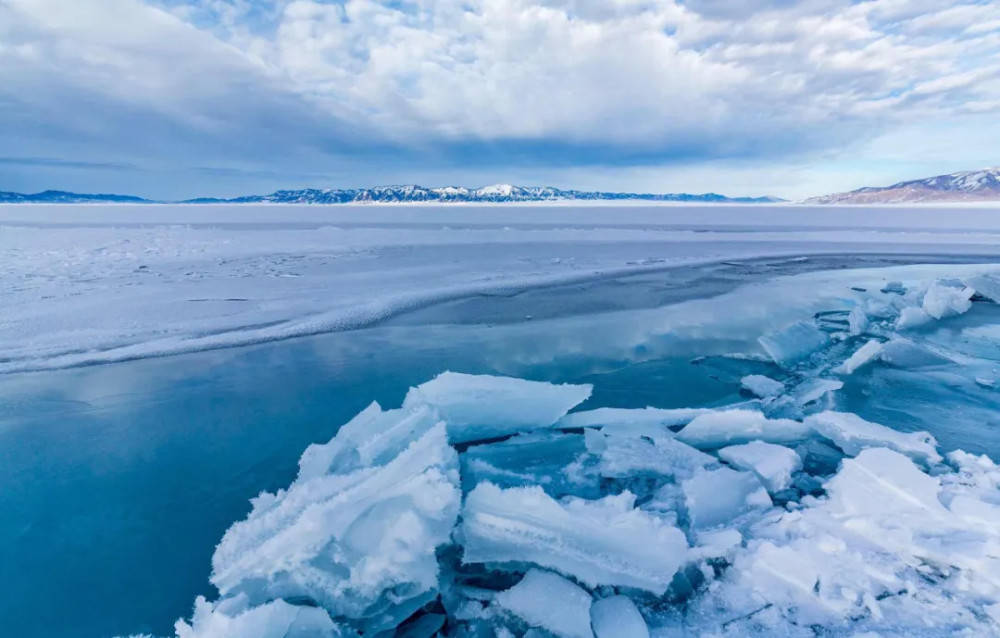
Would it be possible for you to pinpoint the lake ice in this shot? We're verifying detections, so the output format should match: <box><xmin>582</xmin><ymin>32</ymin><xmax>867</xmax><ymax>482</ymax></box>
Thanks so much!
<box><xmin>4</xmin><ymin>205</ymin><xmax>1000</xmax><ymax>637</ymax></box>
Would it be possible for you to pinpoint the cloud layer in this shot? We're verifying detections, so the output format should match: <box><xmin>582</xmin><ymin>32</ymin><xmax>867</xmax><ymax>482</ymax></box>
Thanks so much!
<box><xmin>1</xmin><ymin>0</ymin><xmax>998</xmax><ymax>197</ymax></box>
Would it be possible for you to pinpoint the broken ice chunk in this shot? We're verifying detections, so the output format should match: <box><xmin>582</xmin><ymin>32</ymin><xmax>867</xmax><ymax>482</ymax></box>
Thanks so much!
<box><xmin>590</xmin><ymin>595</ymin><xmax>649</xmax><ymax>638</ymax></box>
<box><xmin>682</xmin><ymin>466</ymin><xmax>771</xmax><ymax>529</ymax></box>
<box><xmin>495</xmin><ymin>569</ymin><xmax>593</xmax><ymax>638</ymax></box>
<box><xmin>847</xmin><ymin>306</ymin><xmax>868</xmax><ymax>336</ymax></box>
<box><xmin>174</xmin><ymin>595</ymin><xmax>347</xmax><ymax>638</ymax></box>
<box><xmin>922</xmin><ymin>282</ymin><xmax>974</xmax><ymax>319</ymax></box>
<box><xmin>835</xmin><ymin>339</ymin><xmax>883</xmax><ymax>375</ymax></box>
<box><xmin>211</xmin><ymin>422</ymin><xmax>460</xmax><ymax>633</ymax></box>
<box><xmin>895</xmin><ymin>306</ymin><xmax>933</xmax><ymax>330</ymax></box>
<box><xmin>584</xmin><ymin>426</ymin><xmax>715</xmax><ymax>481</ymax></box>
<box><xmin>297</xmin><ymin>402</ymin><xmax>440</xmax><ymax>480</ymax></box>
<box><xmin>758</xmin><ymin>321</ymin><xmax>829</xmax><ymax>368</ymax></box>
<box><xmin>402</xmin><ymin>371</ymin><xmax>592</xmax><ymax>443</ymax></box>
<box><xmin>676</xmin><ymin>409</ymin><xmax>812</xmax><ymax>449</ymax></box>
<box><xmin>805</xmin><ymin>411</ymin><xmax>941</xmax><ymax>465</ymax></box>
<box><xmin>460</xmin><ymin>431</ymin><xmax>593</xmax><ymax>497</ymax></box>
<box><xmin>966</xmin><ymin>273</ymin><xmax>1000</xmax><ymax>303</ymax></box>
<box><xmin>718</xmin><ymin>441</ymin><xmax>802</xmax><ymax>492</ymax></box>
<box><xmin>461</xmin><ymin>483</ymin><xmax>688</xmax><ymax>593</ymax></box>
<box><xmin>788</xmin><ymin>378</ymin><xmax>843</xmax><ymax>406</ymax></box>
<box><xmin>555</xmin><ymin>406</ymin><xmax>708</xmax><ymax>430</ymax></box>
<box><xmin>740</xmin><ymin>374</ymin><xmax>784</xmax><ymax>398</ymax></box>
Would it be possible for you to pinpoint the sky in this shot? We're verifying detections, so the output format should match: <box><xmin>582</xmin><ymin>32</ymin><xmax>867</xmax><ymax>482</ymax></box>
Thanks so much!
<box><xmin>0</xmin><ymin>0</ymin><xmax>998</xmax><ymax>200</ymax></box>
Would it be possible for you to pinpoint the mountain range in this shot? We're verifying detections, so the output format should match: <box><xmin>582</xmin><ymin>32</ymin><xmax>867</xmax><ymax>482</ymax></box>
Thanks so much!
<box><xmin>806</xmin><ymin>168</ymin><xmax>1000</xmax><ymax>204</ymax></box>
<box><xmin>4</xmin><ymin>169</ymin><xmax>1000</xmax><ymax>205</ymax></box>
<box><xmin>0</xmin><ymin>184</ymin><xmax>781</xmax><ymax>204</ymax></box>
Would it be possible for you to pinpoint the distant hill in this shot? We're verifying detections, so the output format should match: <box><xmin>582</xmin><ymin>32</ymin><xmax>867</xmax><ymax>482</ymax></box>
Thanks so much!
<box><xmin>0</xmin><ymin>190</ymin><xmax>150</xmax><ymax>203</ymax></box>
<box><xmin>185</xmin><ymin>184</ymin><xmax>783</xmax><ymax>204</ymax></box>
<box><xmin>0</xmin><ymin>184</ymin><xmax>783</xmax><ymax>204</ymax></box>
<box><xmin>807</xmin><ymin>168</ymin><xmax>1000</xmax><ymax>204</ymax></box>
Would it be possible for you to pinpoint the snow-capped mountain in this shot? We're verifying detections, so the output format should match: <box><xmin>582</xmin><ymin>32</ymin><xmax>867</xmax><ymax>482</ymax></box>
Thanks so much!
<box><xmin>186</xmin><ymin>184</ymin><xmax>782</xmax><ymax>204</ymax></box>
<box><xmin>0</xmin><ymin>184</ymin><xmax>783</xmax><ymax>204</ymax></box>
<box><xmin>807</xmin><ymin>168</ymin><xmax>1000</xmax><ymax>204</ymax></box>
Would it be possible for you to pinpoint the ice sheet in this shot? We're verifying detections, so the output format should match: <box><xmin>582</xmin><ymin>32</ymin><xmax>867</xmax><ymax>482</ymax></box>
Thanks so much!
<box><xmin>5</xmin><ymin>204</ymin><xmax>1000</xmax><ymax>374</ymax></box>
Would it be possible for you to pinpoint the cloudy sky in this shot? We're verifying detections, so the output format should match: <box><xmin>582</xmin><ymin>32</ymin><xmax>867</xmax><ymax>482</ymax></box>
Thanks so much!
<box><xmin>1</xmin><ymin>0</ymin><xmax>998</xmax><ymax>199</ymax></box>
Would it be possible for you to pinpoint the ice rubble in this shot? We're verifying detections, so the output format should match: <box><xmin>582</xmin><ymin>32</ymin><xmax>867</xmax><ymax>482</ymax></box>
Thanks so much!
<box><xmin>166</xmin><ymin>269</ymin><xmax>1000</xmax><ymax>638</ymax></box>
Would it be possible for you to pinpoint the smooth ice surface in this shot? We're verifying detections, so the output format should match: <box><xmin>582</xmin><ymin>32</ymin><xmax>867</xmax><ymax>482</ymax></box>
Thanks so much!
<box><xmin>461</xmin><ymin>483</ymin><xmax>688</xmax><ymax>593</ymax></box>
<box><xmin>495</xmin><ymin>569</ymin><xmax>593</xmax><ymax>638</ymax></box>
<box><xmin>676</xmin><ymin>409</ymin><xmax>812</xmax><ymax>448</ymax></box>
<box><xmin>806</xmin><ymin>411</ymin><xmax>942</xmax><ymax>465</ymax></box>
<box><xmin>718</xmin><ymin>441</ymin><xmax>802</xmax><ymax>492</ymax></box>
<box><xmin>590</xmin><ymin>595</ymin><xmax>649</xmax><ymax>638</ymax></box>
<box><xmin>402</xmin><ymin>372</ymin><xmax>592</xmax><ymax>443</ymax></box>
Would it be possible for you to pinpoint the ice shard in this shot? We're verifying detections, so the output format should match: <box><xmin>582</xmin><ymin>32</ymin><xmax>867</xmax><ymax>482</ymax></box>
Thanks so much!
<box><xmin>461</xmin><ymin>483</ymin><xmax>688</xmax><ymax>593</ymax></box>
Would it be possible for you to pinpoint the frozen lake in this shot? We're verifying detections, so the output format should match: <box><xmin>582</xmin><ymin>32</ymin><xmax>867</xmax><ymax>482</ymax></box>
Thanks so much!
<box><xmin>4</xmin><ymin>205</ymin><xmax>1000</xmax><ymax>637</ymax></box>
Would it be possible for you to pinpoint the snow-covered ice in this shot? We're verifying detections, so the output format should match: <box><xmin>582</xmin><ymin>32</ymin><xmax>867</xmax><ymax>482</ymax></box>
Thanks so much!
<box><xmin>6</xmin><ymin>203</ymin><xmax>1000</xmax><ymax>374</ymax></box>
<box><xmin>718</xmin><ymin>441</ymin><xmax>802</xmax><ymax>492</ymax></box>
<box><xmin>589</xmin><ymin>595</ymin><xmax>649</xmax><ymax>638</ymax></box>
<box><xmin>495</xmin><ymin>569</ymin><xmax>593</xmax><ymax>638</ymax></box>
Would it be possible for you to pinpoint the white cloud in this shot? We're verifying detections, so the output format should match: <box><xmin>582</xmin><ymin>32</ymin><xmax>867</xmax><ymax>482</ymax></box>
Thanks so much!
<box><xmin>0</xmin><ymin>0</ymin><xmax>998</xmax><ymax>197</ymax></box>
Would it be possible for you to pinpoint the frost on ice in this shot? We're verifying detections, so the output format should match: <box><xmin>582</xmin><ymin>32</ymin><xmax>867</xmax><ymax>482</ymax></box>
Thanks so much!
<box><xmin>165</xmin><ymin>266</ymin><xmax>1000</xmax><ymax>637</ymax></box>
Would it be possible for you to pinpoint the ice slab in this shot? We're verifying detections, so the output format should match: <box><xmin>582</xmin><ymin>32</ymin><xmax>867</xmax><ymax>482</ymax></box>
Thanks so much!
<box><xmin>211</xmin><ymin>421</ymin><xmax>460</xmax><ymax>633</ymax></box>
<box><xmin>460</xmin><ymin>431</ymin><xmax>592</xmax><ymax>497</ymax></box>
<box><xmin>297</xmin><ymin>401</ymin><xmax>440</xmax><ymax>480</ymax></box>
<box><xmin>590</xmin><ymin>595</ymin><xmax>649</xmax><ymax>638</ymax></box>
<box><xmin>174</xmin><ymin>595</ymin><xmax>347</xmax><ymax>638</ymax></box>
<box><xmin>758</xmin><ymin>321</ymin><xmax>829</xmax><ymax>368</ymax></box>
<box><xmin>402</xmin><ymin>371</ymin><xmax>592</xmax><ymax>443</ymax></box>
<box><xmin>847</xmin><ymin>306</ymin><xmax>868</xmax><ymax>336</ymax></box>
<box><xmin>495</xmin><ymin>569</ymin><xmax>593</xmax><ymax>638</ymax></box>
<box><xmin>922</xmin><ymin>282</ymin><xmax>974</xmax><ymax>319</ymax></box>
<box><xmin>718</xmin><ymin>441</ymin><xmax>802</xmax><ymax>492</ymax></box>
<box><xmin>676</xmin><ymin>409</ymin><xmax>812</xmax><ymax>449</ymax></box>
<box><xmin>896</xmin><ymin>306</ymin><xmax>933</xmax><ymax>329</ymax></box>
<box><xmin>584</xmin><ymin>426</ymin><xmax>715</xmax><ymax>481</ymax></box>
<box><xmin>461</xmin><ymin>483</ymin><xmax>688</xmax><ymax>593</ymax></box>
<box><xmin>555</xmin><ymin>406</ymin><xmax>707</xmax><ymax>430</ymax></box>
<box><xmin>740</xmin><ymin>374</ymin><xmax>784</xmax><ymax>398</ymax></box>
<box><xmin>682</xmin><ymin>466</ymin><xmax>771</xmax><ymax>529</ymax></box>
<box><xmin>966</xmin><ymin>273</ymin><xmax>1000</xmax><ymax>303</ymax></box>
<box><xmin>805</xmin><ymin>411</ymin><xmax>942</xmax><ymax>465</ymax></box>
<box><xmin>835</xmin><ymin>339</ymin><xmax>883</xmax><ymax>375</ymax></box>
